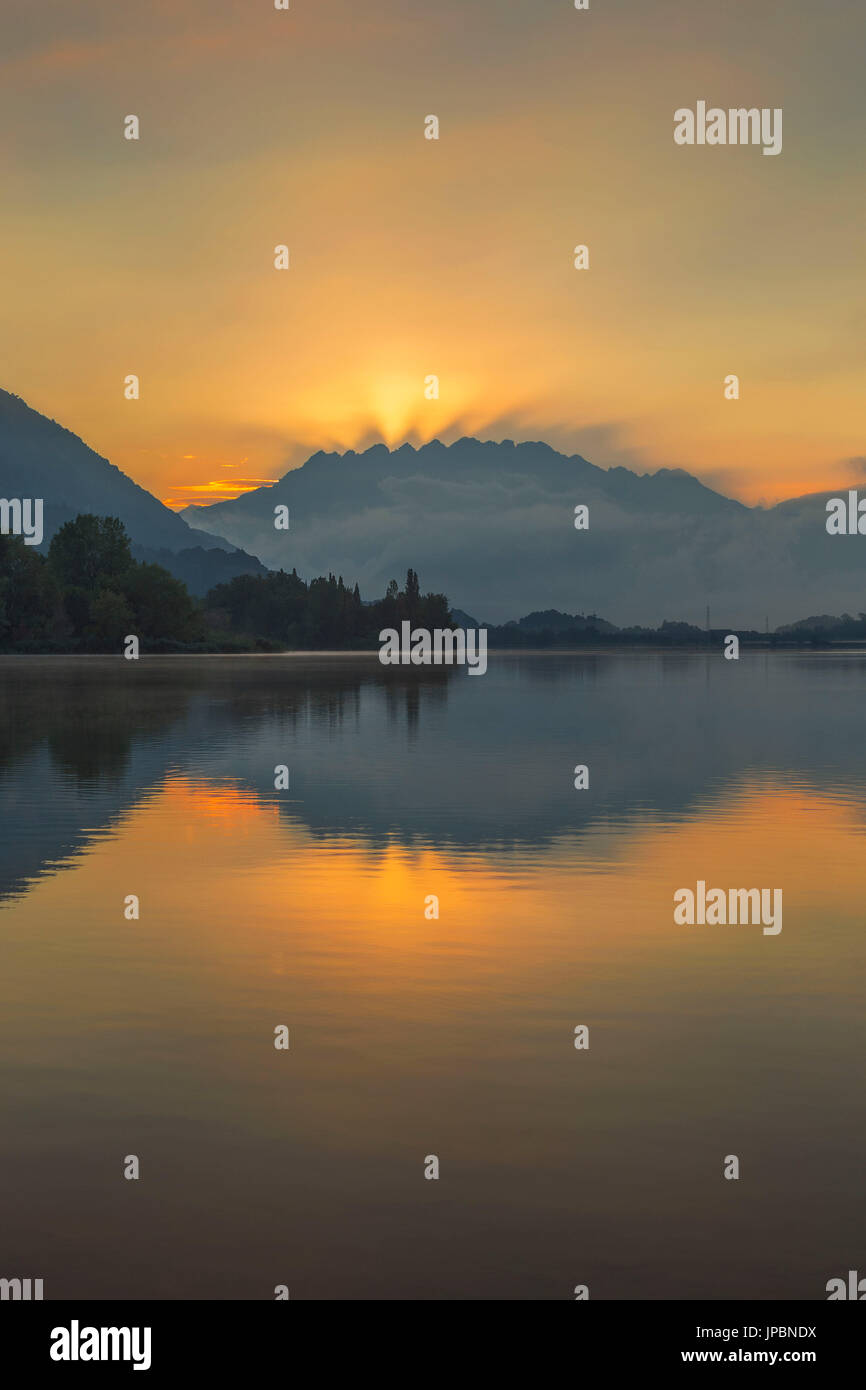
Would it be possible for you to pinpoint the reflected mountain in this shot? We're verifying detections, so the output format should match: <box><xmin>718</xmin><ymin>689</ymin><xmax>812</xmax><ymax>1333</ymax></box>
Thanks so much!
<box><xmin>2</xmin><ymin>651</ymin><xmax>866</xmax><ymax>903</ymax></box>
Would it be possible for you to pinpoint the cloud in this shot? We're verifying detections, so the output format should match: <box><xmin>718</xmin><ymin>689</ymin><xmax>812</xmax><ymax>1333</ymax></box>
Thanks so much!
<box><xmin>162</xmin><ymin>478</ymin><xmax>278</xmax><ymax>509</ymax></box>
<box><xmin>191</xmin><ymin>438</ymin><xmax>866</xmax><ymax>630</ymax></box>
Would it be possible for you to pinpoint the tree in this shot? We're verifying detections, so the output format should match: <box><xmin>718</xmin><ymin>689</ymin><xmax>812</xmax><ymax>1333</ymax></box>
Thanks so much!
<box><xmin>89</xmin><ymin>590</ymin><xmax>134</xmax><ymax>646</ymax></box>
<box><xmin>121</xmin><ymin>562</ymin><xmax>203</xmax><ymax>642</ymax></box>
<box><xmin>202</xmin><ymin>566</ymin><xmax>450</xmax><ymax>650</ymax></box>
<box><xmin>48</xmin><ymin>515</ymin><xmax>132</xmax><ymax>590</ymax></box>
<box><xmin>0</xmin><ymin>535</ymin><xmax>59</xmax><ymax>647</ymax></box>
<box><xmin>404</xmin><ymin>567</ymin><xmax>420</xmax><ymax>620</ymax></box>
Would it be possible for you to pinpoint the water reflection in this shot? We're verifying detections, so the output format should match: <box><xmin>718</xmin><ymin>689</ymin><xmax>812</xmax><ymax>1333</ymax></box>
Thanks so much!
<box><xmin>0</xmin><ymin>654</ymin><xmax>864</xmax><ymax>1299</ymax></box>
<box><xmin>3</xmin><ymin>651</ymin><xmax>866</xmax><ymax>897</ymax></box>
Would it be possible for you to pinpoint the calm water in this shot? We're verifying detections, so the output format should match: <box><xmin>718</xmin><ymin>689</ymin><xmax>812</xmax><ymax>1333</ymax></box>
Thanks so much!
<box><xmin>0</xmin><ymin>652</ymin><xmax>864</xmax><ymax>1300</ymax></box>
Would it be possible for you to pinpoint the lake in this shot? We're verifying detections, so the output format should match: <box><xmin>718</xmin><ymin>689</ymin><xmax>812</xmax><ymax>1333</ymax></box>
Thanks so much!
<box><xmin>0</xmin><ymin>651</ymin><xmax>863</xmax><ymax>1299</ymax></box>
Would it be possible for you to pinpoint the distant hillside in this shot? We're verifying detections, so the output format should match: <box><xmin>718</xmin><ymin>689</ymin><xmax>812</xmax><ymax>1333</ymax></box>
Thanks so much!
<box><xmin>514</xmin><ymin>609</ymin><xmax>618</xmax><ymax>634</ymax></box>
<box><xmin>485</xmin><ymin>608</ymin><xmax>865</xmax><ymax>648</ymax></box>
<box><xmin>776</xmin><ymin>611</ymin><xmax>866</xmax><ymax>640</ymax></box>
<box><xmin>131</xmin><ymin>544</ymin><xmax>269</xmax><ymax>596</ymax></box>
<box><xmin>179</xmin><ymin>437</ymin><xmax>866</xmax><ymax>628</ymax></box>
<box><xmin>0</xmin><ymin>389</ymin><xmax>194</xmax><ymax>550</ymax></box>
<box><xmin>0</xmin><ymin>389</ymin><xmax>268</xmax><ymax>590</ymax></box>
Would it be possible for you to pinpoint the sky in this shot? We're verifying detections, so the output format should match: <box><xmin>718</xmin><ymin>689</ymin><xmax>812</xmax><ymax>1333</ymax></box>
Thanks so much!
<box><xmin>1</xmin><ymin>0</ymin><xmax>864</xmax><ymax>509</ymax></box>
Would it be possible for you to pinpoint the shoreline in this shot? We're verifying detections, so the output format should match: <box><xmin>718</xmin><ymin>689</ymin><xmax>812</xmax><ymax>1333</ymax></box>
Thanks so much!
<box><xmin>3</xmin><ymin>643</ymin><xmax>866</xmax><ymax>661</ymax></box>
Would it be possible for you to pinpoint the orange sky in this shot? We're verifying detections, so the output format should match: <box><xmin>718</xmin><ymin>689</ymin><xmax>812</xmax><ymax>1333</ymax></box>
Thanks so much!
<box><xmin>1</xmin><ymin>0</ymin><xmax>864</xmax><ymax>509</ymax></box>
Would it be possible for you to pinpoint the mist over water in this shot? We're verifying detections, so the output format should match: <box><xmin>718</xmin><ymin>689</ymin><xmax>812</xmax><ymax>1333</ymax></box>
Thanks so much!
<box><xmin>1</xmin><ymin>652</ymin><xmax>864</xmax><ymax>1298</ymax></box>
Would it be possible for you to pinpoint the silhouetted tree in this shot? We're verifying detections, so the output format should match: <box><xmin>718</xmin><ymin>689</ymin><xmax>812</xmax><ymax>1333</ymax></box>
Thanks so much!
<box><xmin>48</xmin><ymin>515</ymin><xmax>132</xmax><ymax>590</ymax></box>
<box><xmin>0</xmin><ymin>535</ymin><xmax>59</xmax><ymax>647</ymax></box>
<box><xmin>88</xmin><ymin>589</ymin><xmax>134</xmax><ymax>645</ymax></box>
<box><xmin>121</xmin><ymin>562</ymin><xmax>203</xmax><ymax>642</ymax></box>
<box><xmin>206</xmin><ymin>568</ymin><xmax>451</xmax><ymax>649</ymax></box>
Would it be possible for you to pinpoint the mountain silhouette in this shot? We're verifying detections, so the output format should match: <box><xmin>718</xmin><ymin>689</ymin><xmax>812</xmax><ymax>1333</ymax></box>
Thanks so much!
<box><xmin>0</xmin><ymin>389</ymin><xmax>266</xmax><ymax>593</ymax></box>
<box><xmin>3</xmin><ymin>390</ymin><xmax>864</xmax><ymax>626</ymax></box>
<box><xmin>180</xmin><ymin>437</ymin><xmax>866</xmax><ymax>627</ymax></box>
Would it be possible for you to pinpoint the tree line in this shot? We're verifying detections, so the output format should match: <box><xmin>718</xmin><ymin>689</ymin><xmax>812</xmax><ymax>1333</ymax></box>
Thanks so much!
<box><xmin>205</xmin><ymin>565</ymin><xmax>451</xmax><ymax>648</ymax></box>
<box><xmin>0</xmin><ymin>514</ymin><xmax>451</xmax><ymax>652</ymax></box>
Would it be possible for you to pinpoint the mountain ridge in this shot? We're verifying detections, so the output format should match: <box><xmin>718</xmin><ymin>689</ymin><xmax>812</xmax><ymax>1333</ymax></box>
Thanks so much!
<box><xmin>3</xmin><ymin>389</ymin><xmax>865</xmax><ymax>627</ymax></box>
<box><xmin>0</xmin><ymin>388</ymin><xmax>267</xmax><ymax>593</ymax></box>
<box><xmin>179</xmin><ymin>437</ymin><xmax>862</xmax><ymax>627</ymax></box>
